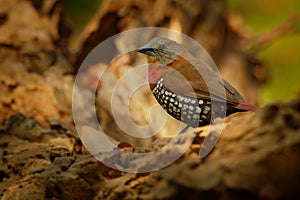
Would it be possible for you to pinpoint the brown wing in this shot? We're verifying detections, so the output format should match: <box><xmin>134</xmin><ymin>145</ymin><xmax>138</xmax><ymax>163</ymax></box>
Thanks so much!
<box><xmin>162</xmin><ymin>56</ymin><xmax>245</xmax><ymax>105</ymax></box>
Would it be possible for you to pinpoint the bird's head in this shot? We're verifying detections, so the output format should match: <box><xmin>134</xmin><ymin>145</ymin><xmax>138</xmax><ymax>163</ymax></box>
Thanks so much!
<box><xmin>137</xmin><ymin>37</ymin><xmax>185</xmax><ymax>65</ymax></box>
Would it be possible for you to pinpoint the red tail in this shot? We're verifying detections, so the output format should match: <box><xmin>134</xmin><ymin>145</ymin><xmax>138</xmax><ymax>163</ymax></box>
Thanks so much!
<box><xmin>235</xmin><ymin>102</ymin><xmax>257</xmax><ymax>111</ymax></box>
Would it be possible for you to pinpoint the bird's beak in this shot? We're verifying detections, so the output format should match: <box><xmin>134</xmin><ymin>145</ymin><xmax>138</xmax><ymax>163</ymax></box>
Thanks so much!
<box><xmin>137</xmin><ymin>44</ymin><xmax>155</xmax><ymax>56</ymax></box>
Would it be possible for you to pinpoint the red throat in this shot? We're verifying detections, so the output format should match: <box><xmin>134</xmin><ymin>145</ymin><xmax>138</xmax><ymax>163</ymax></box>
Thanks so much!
<box><xmin>148</xmin><ymin>64</ymin><xmax>168</xmax><ymax>90</ymax></box>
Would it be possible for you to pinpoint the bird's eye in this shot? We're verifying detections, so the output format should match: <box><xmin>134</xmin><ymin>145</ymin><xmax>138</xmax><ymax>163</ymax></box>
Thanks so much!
<box><xmin>158</xmin><ymin>44</ymin><xmax>166</xmax><ymax>51</ymax></box>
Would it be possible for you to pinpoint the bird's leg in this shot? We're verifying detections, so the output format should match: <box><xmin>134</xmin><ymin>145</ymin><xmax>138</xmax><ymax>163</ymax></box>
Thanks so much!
<box><xmin>178</xmin><ymin>125</ymin><xmax>191</xmax><ymax>135</ymax></box>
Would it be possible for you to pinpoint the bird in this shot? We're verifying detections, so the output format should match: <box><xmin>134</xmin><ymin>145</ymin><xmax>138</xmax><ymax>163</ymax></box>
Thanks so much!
<box><xmin>137</xmin><ymin>37</ymin><xmax>256</xmax><ymax>128</ymax></box>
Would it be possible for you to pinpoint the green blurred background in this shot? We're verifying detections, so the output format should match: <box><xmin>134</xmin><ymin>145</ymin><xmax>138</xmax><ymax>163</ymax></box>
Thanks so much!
<box><xmin>64</xmin><ymin>0</ymin><xmax>300</xmax><ymax>105</ymax></box>
<box><xmin>228</xmin><ymin>0</ymin><xmax>300</xmax><ymax>105</ymax></box>
<box><xmin>64</xmin><ymin>0</ymin><xmax>102</xmax><ymax>36</ymax></box>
